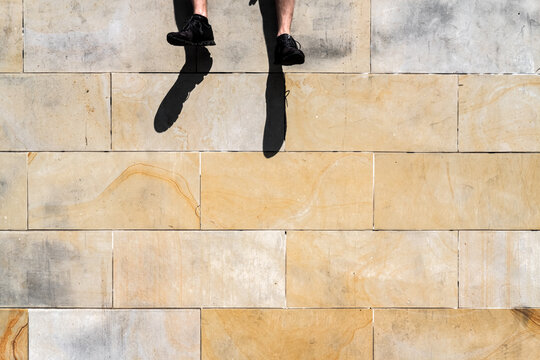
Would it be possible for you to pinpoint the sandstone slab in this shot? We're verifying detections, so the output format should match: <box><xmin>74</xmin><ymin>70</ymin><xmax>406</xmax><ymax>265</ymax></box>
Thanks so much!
<box><xmin>0</xmin><ymin>310</ymin><xmax>27</xmax><ymax>360</ymax></box>
<box><xmin>459</xmin><ymin>75</ymin><xmax>540</xmax><ymax>152</ymax></box>
<box><xmin>0</xmin><ymin>231</ymin><xmax>112</xmax><ymax>307</ymax></box>
<box><xmin>0</xmin><ymin>153</ymin><xmax>26</xmax><ymax>230</ymax></box>
<box><xmin>201</xmin><ymin>152</ymin><xmax>373</xmax><ymax>230</ymax></box>
<box><xmin>286</xmin><ymin>74</ymin><xmax>457</xmax><ymax>151</ymax></box>
<box><xmin>375</xmin><ymin>309</ymin><xmax>540</xmax><ymax>359</ymax></box>
<box><xmin>28</xmin><ymin>152</ymin><xmax>200</xmax><ymax>229</ymax></box>
<box><xmin>372</xmin><ymin>1</ymin><xmax>540</xmax><ymax>73</ymax></box>
<box><xmin>113</xmin><ymin>231</ymin><xmax>285</xmax><ymax>307</ymax></box>
<box><xmin>0</xmin><ymin>74</ymin><xmax>110</xmax><ymax>151</ymax></box>
<box><xmin>460</xmin><ymin>231</ymin><xmax>540</xmax><ymax>308</ymax></box>
<box><xmin>202</xmin><ymin>309</ymin><xmax>372</xmax><ymax>360</ymax></box>
<box><xmin>29</xmin><ymin>310</ymin><xmax>200</xmax><ymax>360</ymax></box>
<box><xmin>287</xmin><ymin>231</ymin><xmax>457</xmax><ymax>307</ymax></box>
<box><xmin>375</xmin><ymin>154</ymin><xmax>540</xmax><ymax>230</ymax></box>
<box><xmin>112</xmin><ymin>74</ymin><xmax>268</xmax><ymax>151</ymax></box>
<box><xmin>0</xmin><ymin>0</ymin><xmax>22</xmax><ymax>72</ymax></box>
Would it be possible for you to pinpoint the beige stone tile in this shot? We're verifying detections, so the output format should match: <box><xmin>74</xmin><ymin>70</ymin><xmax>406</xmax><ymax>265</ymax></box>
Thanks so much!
<box><xmin>28</xmin><ymin>152</ymin><xmax>200</xmax><ymax>229</ymax></box>
<box><xmin>0</xmin><ymin>0</ymin><xmax>22</xmax><ymax>72</ymax></box>
<box><xmin>0</xmin><ymin>74</ymin><xmax>110</xmax><ymax>151</ymax></box>
<box><xmin>287</xmin><ymin>231</ymin><xmax>457</xmax><ymax>308</ymax></box>
<box><xmin>460</xmin><ymin>231</ymin><xmax>540</xmax><ymax>308</ymax></box>
<box><xmin>0</xmin><ymin>310</ymin><xmax>27</xmax><ymax>360</ymax></box>
<box><xmin>0</xmin><ymin>231</ymin><xmax>112</xmax><ymax>307</ymax></box>
<box><xmin>202</xmin><ymin>309</ymin><xmax>372</xmax><ymax>360</ymax></box>
<box><xmin>459</xmin><ymin>75</ymin><xmax>540</xmax><ymax>152</ymax></box>
<box><xmin>207</xmin><ymin>0</ymin><xmax>369</xmax><ymax>72</ymax></box>
<box><xmin>375</xmin><ymin>309</ymin><xmax>540</xmax><ymax>360</ymax></box>
<box><xmin>286</xmin><ymin>74</ymin><xmax>457</xmax><ymax>151</ymax></box>
<box><xmin>29</xmin><ymin>310</ymin><xmax>200</xmax><ymax>360</ymax></box>
<box><xmin>113</xmin><ymin>231</ymin><xmax>285</xmax><ymax>307</ymax></box>
<box><xmin>112</xmin><ymin>74</ymin><xmax>268</xmax><ymax>151</ymax></box>
<box><xmin>0</xmin><ymin>153</ymin><xmax>26</xmax><ymax>230</ymax></box>
<box><xmin>24</xmin><ymin>0</ymin><xmax>189</xmax><ymax>72</ymax></box>
<box><xmin>375</xmin><ymin>154</ymin><xmax>540</xmax><ymax>230</ymax></box>
<box><xmin>201</xmin><ymin>152</ymin><xmax>373</xmax><ymax>230</ymax></box>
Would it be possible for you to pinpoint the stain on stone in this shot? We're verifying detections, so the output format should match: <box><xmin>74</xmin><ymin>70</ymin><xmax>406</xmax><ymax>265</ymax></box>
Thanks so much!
<box><xmin>0</xmin><ymin>236</ymin><xmax>78</xmax><ymax>306</ymax></box>
<box><xmin>301</xmin><ymin>35</ymin><xmax>353</xmax><ymax>59</ymax></box>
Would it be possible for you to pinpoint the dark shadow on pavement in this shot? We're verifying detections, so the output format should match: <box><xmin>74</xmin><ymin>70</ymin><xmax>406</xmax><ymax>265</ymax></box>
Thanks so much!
<box><xmin>251</xmin><ymin>0</ymin><xmax>287</xmax><ymax>158</ymax></box>
<box><xmin>154</xmin><ymin>0</ymin><xmax>213</xmax><ymax>133</ymax></box>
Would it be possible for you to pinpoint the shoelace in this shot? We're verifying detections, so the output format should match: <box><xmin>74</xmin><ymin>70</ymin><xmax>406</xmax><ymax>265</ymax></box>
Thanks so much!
<box><xmin>181</xmin><ymin>16</ymin><xmax>203</xmax><ymax>33</ymax></box>
<box><xmin>284</xmin><ymin>36</ymin><xmax>302</xmax><ymax>50</ymax></box>
<box><xmin>284</xmin><ymin>89</ymin><xmax>290</xmax><ymax>107</ymax></box>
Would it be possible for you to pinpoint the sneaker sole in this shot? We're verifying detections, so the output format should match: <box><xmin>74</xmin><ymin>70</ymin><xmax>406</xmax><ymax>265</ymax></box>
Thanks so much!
<box><xmin>274</xmin><ymin>53</ymin><xmax>305</xmax><ymax>66</ymax></box>
<box><xmin>167</xmin><ymin>36</ymin><xmax>216</xmax><ymax>47</ymax></box>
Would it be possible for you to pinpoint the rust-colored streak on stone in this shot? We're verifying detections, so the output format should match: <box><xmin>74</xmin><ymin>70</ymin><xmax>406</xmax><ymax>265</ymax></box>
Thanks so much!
<box><xmin>0</xmin><ymin>310</ymin><xmax>28</xmax><ymax>360</ymax></box>
<box><xmin>27</xmin><ymin>153</ymin><xmax>37</xmax><ymax>165</ymax></box>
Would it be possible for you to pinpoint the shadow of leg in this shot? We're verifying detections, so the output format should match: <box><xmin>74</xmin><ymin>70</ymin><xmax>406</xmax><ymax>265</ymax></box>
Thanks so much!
<box><xmin>253</xmin><ymin>0</ymin><xmax>287</xmax><ymax>158</ymax></box>
<box><xmin>154</xmin><ymin>0</ymin><xmax>213</xmax><ymax>133</ymax></box>
<box><xmin>154</xmin><ymin>47</ymin><xmax>213</xmax><ymax>132</ymax></box>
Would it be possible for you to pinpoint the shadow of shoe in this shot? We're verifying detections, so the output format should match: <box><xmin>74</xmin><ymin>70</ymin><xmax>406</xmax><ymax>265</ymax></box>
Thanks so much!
<box><xmin>251</xmin><ymin>0</ymin><xmax>287</xmax><ymax>158</ymax></box>
<box><xmin>154</xmin><ymin>47</ymin><xmax>213</xmax><ymax>132</ymax></box>
<box><xmin>154</xmin><ymin>0</ymin><xmax>213</xmax><ymax>133</ymax></box>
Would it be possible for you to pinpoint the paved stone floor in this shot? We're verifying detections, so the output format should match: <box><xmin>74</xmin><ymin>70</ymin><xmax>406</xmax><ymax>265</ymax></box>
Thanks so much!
<box><xmin>1</xmin><ymin>0</ymin><xmax>540</xmax><ymax>359</ymax></box>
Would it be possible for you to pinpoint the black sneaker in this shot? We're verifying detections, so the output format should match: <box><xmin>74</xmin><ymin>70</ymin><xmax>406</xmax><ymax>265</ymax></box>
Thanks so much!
<box><xmin>274</xmin><ymin>34</ymin><xmax>305</xmax><ymax>66</ymax></box>
<box><xmin>167</xmin><ymin>14</ymin><xmax>216</xmax><ymax>46</ymax></box>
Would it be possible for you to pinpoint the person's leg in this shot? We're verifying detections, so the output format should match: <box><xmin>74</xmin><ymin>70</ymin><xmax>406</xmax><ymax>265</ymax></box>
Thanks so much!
<box><xmin>274</xmin><ymin>0</ymin><xmax>304</xmax><ymax>65</ymax></box>
<box><xmin>192</xmin><ymin>0</ymin><xmax>208</xmax><ymax>18</ymax></box>
<box><xmin>275</xmin><ymin>0</ymin><xmax>294</xmax><ymax>36</ymax></box>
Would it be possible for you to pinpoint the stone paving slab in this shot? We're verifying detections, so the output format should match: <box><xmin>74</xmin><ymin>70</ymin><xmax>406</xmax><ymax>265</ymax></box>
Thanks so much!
<box><xmin>29</xmin><ymin>309</ymin><xmax>200</xmax><ymax>360</ymax></box>
<box><xmin>375</xmin><ymin>153</ymin><xmax>540</xmax><ymax>230</ymax></box>
<box><xmin>202</xmin><ymin>309</ymin><xmax>372</xmax><ymax>360</ymax></box>
<box><xmin>28</xmin><ymin>152</ymin><xmax>200</xmax><ymax>229</ymax></box>
<box><xmin>113</xmin><ymin>231</ymin><xmax>285</xmax><ymax>308</ymax></box>
<box><xmin>459</xmin><ymin>75</ymin><xmax>540</xmax><ymax>152</ymax></box>
<box><xmin>375</xmin><ymin>309</ymin><xmax>540</xmax><ymax>360</ymax></box>
<box><xmin>0</xmin><ymin>232</ymin><xmax>112</xmax><ymax>307</ymax></box>
<box><xmin>287</xmin><ymin>231</ymin><xmax>457</xmax><ymax>308</ymax></box>
<box><xmin>0</xmin><ymin>0</ymin><xmax>22</xmax><ymax>72</ymax></box>
<box><xmin>0</xmin><ymin>153</ymin><xmax>26</xmax><ymax>230</ymax></box>
<box><xmin>201</xmin><ymin>152</ymin><xmax>373</xmax><ymax>230</ymax></box>
<box><xmin>372</xmin><ymin>0</ymin><xmax>540</xmax><ymax>73</ymax></box>
<box><xmin>459</xmin><ymin>231</ymin><xmax>540</xmax><ymax>308</ymax></box>
<box><xmin>0</xmin><ymin>74</ymin><xmax>110</xmax><ymax>151</ymax></box>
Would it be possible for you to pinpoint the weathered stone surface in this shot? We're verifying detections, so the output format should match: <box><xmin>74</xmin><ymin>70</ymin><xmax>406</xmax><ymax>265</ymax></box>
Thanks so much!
<box><xmin>375</xmin><ymin>309</ymin><xmax>540</xmax><ymax>359</ymax></box>
<box><xmin>0</xmin><ymin>310</ymin><xmax>27</xmax><ymax>360</ymax></box>
<box><xmin>459</xmin><ymin>75</ymin><xmax>540</xmax><ymax>151</ymax></box>
<box><xmin>112</xmin><ymin>73</ymin><xmax>268</xmax><ymax>151</ymax></box>
<box><xmin>372</xmin><ymin>1</ymin><xmax>540</xmax><ymax>73</ymax></box>
<box><xmin>0</xmin><ymin>0</ymin><xmax>22</xmax><ymax>72</ymax></box>
<box><xmin>28</xmin><ymin>152</ymin><xmax>200</xmax><ymax>229</ymax></box>
<box><xmin>201</xmin><ymin>152</ymin><xmax>373</xmax><ymax>230</ymax></box>
<box><xmin>0</xmin><ymin>153</ymin><xmax>26</xmax><ymax>230</ymax></box>
<box><xmin>0</xmin><ymin>74</ymin><xmax>110</xmax><ymax>151</ymax></box>
<box><xmin>287</xmin><ymin>231</ymin><xmax>457</xmax><ymax>307</ymax></box>
<box><xmin>0</xmin><ymin>231</ymin><xmax>112</xmax><ymax>307</ymax></box>
<box><xmin>207</xmin><ymin>0</ymin><xmax>369</xmax><ymax>72</ymax></box>
<box><xmin>29</xmin><ymin>310</ymin><xmax>200</xmax><ymax>360</ymax></box>
<box><xmin>286</xmin><ymin>74</ymin><xmax>457</xmax><ymax>151</ymax></box>
<box><xmin>202</xmin><ymin>309</ymin><xmax>372</xmax><ymax>360</ymax></box>
<box><xmin>375</xmin><ymin>154</ymin><xmax>540</xmax><ymax>230</ymax></box>
<box><xmin>114</xmin><ymin>231</ymin><xmax>285</xmax><ymax>307</ymax></box>
<box><xmin>460</xmin><ymin>231</ymin><xmax>540</xmax><ymax>308</ymax></box>
<box><xmin>24</xmin><ymin>0</ymin><xmax>188</xmax><ymax>72</ymax></box>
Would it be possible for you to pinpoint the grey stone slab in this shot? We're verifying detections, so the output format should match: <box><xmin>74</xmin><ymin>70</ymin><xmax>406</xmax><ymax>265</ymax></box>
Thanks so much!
<box><xmin>207</xmin><ymin>0</ymin><xmax>370</xmax><ymax>73</ymax></box>
<box><xmin>0</xmin><ymin>153</ymin><xmax>26</xmax><ymax>230</ymax></box>
<box><xmin>372</xmin><ymin>0</ymin><xmax>540</xmax><ymax>73</ymax></box>
<box><xmin>0</xmin><ymin>231</ymin><xmax>112</xmax><ymax>307</ymax></box>
<box><xmin>24</xmin><ymin>0</ymin><xmax>190</xmax><ymax>72</ymax></box>
<box><xmin>29</xmin><ymin>310</ymin><xmax>200</xmax><ymax>360</ymax></box>
<box><xmin>0</xmin><ymin>0</ymin><xmax>23</xmax><ymax>72</ymax></box>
